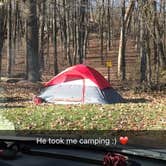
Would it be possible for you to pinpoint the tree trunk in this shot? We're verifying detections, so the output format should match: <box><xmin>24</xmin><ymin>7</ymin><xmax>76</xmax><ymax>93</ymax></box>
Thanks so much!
<box><xmin>73</xmin><ymin>1</ymin><xmax>78</xmax><ymax>64</ymax></box>
<box><xmin>107</xmin><ymin>0</ymin><xmax>112</xmax><ymax>50</ymax></box>
<box><xmin>153</xmin><ymin>0</ymin><xmax>159</xmax><ymax>84</ymax></box>
<box><xmin>99</xmin><ymin>0</ymin><xmax>104</xmax><ymax>64</ymax></box>
<box><xmin>78</xmin><ymin>0</ymin><xmax>88</xmax><ymax>64</ymax></box>
<box><xmin>118</xmin><ymin>0</ymin><xmax>126</xmax><ymax>80</ymax></box>
<box><xmin>0</xmin><ymin>4</ymin><xmax>7</xmax><ymax>79</ymax></box>
<box><xmin>140</xmin><ymin>2</ymin><xmax>146</xmax><ymax>83</ymax></box>
<box><xmin>155</xmin><ymin>20</ymin><xmax>166</xmax><ymax>69</ymax></box>
<box><xmin>46</xmin><ymin>3</ymin><xmax>50</xmax><ymax>68</ymax></box>
<box><xmin>61</xmin><ymin>0</ymin><xmax>72</xmax><ymax>65</ymax></box>
<box><xmin>82</xmin><ymin>0</ymin><xmax>89</xmax><ymax>61</ymax></box>
<box><xmin>7</xmin><ymin>0</ymin><xmax>12</xmax><ymax>77</ymax></box>
<box><xmin>53</xmin><ymin>0</ymin><xmax>58</xmax><ymax>75</ymax></box>
<box><xmin>13</xmin><ymin>0</ymin><xmax>18</xmax><ymax>66</ymax></box>
<box><xmin>24</xmin><ymin>0</ymin><xmax>40</xmax><ymax>82</ymax></box>
<box><xmin>39</xmin><ymin>0</ymin><xmax>46</xmax><ymax>70</ymax></box>
<box><xmin>146</xmin><ymin>31</ymin><xmax>152</xmax><ymax>86</ymax></box>
<box><xmin>118</xmin><ymin>0</ymin><xmax>135</xmax><ymax>80</ymax></box>
<box><xmin>66</xmin><ymin>1</ymin><xmax>72</xmax><ymax>65</ymax></box>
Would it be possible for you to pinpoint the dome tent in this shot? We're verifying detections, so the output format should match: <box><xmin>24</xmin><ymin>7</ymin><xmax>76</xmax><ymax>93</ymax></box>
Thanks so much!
<box><xmin>34</xmin><ymin>64</ymin><xmax>123</xmax><ymax>104</ymax></box>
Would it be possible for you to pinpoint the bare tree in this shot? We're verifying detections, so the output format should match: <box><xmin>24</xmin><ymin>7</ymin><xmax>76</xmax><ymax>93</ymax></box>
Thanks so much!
<box><xmin>7</xmin><ymin>0</ymin><xmax>12</xmax><ymax>77</ymax></box>
<box><xmin>139</xmin><ymin>0</ymin><xmax>165</xmax><ymax>86</ymax></box>
<box><xmin>139</xmin><ymin>0</ymin><xmax>146</xmax><ymax>83</ymax></box>
<box><xmin>53</xmin><ymin>0</ymin><xmax>58</xmax><ymax>75</ymax></box>
<box><xmin>99</xmin><ymin>0</ymin><xmax>105</xmax><ymax>64</ymax></box>
<box><xmin>0</xmin><ymin>2</ymin><xmax>7</xmax><ymax>79</ymax></box>
<box><xmin>78</xmin><ymin>0</ymin><xmax>89</xmax><ymax>64</ymax></box>
<box><xmin>118</xmin><ymin>0</ymin><xmax>135</xmax><ymax>81</ymax></box>
<box><xmin>153</xmin><ymin>0</ymin><xmax>159</xmax><ymax>84</ymax></box>
<box><xmin>106</xmin><ymin>0</ymin><xmax>112</xmax><ymax>51</ymax></box>
<box><xmin>24</xmin><ymin>0</ymin><xmax>40</xmax><ymax>82</ymax></box>
<box><xmin>39</xmin><ymin>0</ymin><xmax>46</xmax><ymax>71</ymax></box>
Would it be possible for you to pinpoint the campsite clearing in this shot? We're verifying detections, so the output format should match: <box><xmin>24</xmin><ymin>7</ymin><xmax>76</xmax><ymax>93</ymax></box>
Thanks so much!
<box><xmin>0</xmin><ymin>82</ymin><xmax>165</xmax><ymax>130</ymax></box>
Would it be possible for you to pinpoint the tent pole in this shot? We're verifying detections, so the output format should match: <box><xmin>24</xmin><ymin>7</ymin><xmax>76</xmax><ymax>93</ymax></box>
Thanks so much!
<box><xmin>82</xmin><ymin>79</ymin><xmax>85</xmax><ymax>104</ymax></box>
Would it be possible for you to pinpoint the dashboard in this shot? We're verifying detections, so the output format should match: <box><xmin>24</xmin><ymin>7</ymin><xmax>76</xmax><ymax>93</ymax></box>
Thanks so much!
<box><xmin>0</xmin><ymin>144</ymin><xmax>166</xmax><ymax>166</ymax></box>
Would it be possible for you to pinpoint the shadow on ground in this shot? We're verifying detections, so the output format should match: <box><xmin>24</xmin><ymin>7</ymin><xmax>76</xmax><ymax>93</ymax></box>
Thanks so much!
<box><xmin>0</xmin><ymin>96</ymin><xmax>150</xmax><ymax>105</ymax></box>
<box><xmin>124</xmin><ymin>98</ymin><xmax>150</xmax><ymax>103</ymax></box>
<box><xmin>0</xmin><ymin>97</ymin><xmax>30</xmax><ymax>103</ymax></box>
<box><xmin>0</xmin><ymin>105</ymin><xmax>25</xmax><ymax>109</ymax></box>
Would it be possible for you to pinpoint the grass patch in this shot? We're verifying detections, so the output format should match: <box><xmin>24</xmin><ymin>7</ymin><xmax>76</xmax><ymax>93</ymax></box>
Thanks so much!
<box><xmin>1</xmin><ymin>103</ymin><xmax>166</xmax><ymax>130</ymax></box>
<box><xmin>0</xmin><ymin>83</ymin><xmax>165</xmax><ymax>131</ymax></box>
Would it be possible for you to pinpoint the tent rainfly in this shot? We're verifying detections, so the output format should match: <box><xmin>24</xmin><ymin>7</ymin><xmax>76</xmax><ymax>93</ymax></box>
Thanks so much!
<box><xmin>33</xmin><ymin>64</ymin><xmax>123</xmax><ymax>104</ymax></box>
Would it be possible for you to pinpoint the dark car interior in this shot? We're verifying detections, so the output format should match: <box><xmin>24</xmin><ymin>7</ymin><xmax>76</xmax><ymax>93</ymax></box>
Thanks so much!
<box><xmin>0</xmin><ymin>138</ymin><xmax>166</xmax><ymax>166</ymax></box>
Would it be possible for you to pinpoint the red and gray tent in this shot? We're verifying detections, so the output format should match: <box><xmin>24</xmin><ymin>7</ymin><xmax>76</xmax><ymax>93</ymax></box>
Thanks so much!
<box><xmin>34</xmin><ymin>64</ymin><xmax>123</xmax><ymax>104</ymax></box>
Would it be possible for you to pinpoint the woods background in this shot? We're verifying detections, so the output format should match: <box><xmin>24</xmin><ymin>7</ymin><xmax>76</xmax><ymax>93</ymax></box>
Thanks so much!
<box><xmin>0</xmin><ymin>0</ymin><xmax>165</xmax><ymax>89</ymax></box>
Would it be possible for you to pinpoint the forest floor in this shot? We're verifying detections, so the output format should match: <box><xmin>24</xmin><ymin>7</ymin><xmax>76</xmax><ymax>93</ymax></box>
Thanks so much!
<box><xmin>0</xmin><ymin>82</ymin><xmax>165</xmax><ymax>131</ymax></box>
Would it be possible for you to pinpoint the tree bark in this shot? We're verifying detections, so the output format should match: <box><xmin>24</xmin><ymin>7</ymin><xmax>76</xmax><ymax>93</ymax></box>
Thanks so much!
<box><xmin>153</xmin><ymin>0</ymin><xmax>159</xmax><ymax>84</ymax></box>
<box><xmin>107</xmin><ymin>0</ymin><xmax>112</xmax><ymax>50</ymax></box>
<box><xmin>155</xmin><ymin>20</ymin><xmax>166</xmax><ymax>69</ymax></box>
<box><xmin>140</xmin><ymin>1</ymin><xmax>146</xmax><ymax>83</ymax></box>
<box><xmin>73</xmin><ymin>0</ymin><xmax>78</xmax><ymax>64</ymax></box>
<box><xmin>7</xmin><ymin>0</ymin><xmax>12</xmax><ymax>77</ymax></box>
<box><xmin>99</xmin><ymin>0</ymin><xmax>104</xmax><ymax>64</ymax></box>
<box><xmin>0</xmin><ymin>3</ymin><xmax>7</xmax><ymax>79</ymax></box>
<box><xmin>24</xmin><ymin>0</ymin><xmax>40</xmax><ymax>82</ymax></box>
<box><xmin>66</xmin><ymin>0</ymin><xmax>72</xmax><ymax>65</ymax></box>
<box><xmin>118</xmin><ymin>0</ymin><xmax>135</xmax><ymax>80</ymax></box>
<box><xmin>53</xmin><ymin>0</ymin><xmax>58</xmax><ymax>75</ymax></box>
<box><xmin>118</xmin><ymin>0</ymin><xmax>126</xmax><ymax>80</ymax></box>
<box><xmin>39</xmin><ymin>0</ymin><xmax>46</xmax><ymax>71</ymax></box>
<box><xmin>76</xmin><ymin>0</ymin><xmax>88</xmax><ymax>64</ymax></box>
<box><xmin>146</xmin><ymin>31</ymin><xmax>152</xmax><ymax>86</ymax></box>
